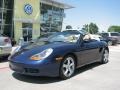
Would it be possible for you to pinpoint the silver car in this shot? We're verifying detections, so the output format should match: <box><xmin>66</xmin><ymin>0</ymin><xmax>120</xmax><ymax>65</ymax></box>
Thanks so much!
<box><xmin>0</xmin><ymin>34</ymin><xmax>12</xmax><ymax>57</ymax></box>
<box><xmin>109</xmin><ymin>32</ymin><xmax>120</xmax><ymax>43</ymax></box>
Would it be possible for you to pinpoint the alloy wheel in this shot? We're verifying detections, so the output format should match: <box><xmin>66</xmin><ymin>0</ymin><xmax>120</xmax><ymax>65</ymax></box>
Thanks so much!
<box><xmin>60</xmin><ymin>56</ymin><xmax>75</xmax><ymax>79</ymax></box>
<box><xmin>102</xmin><ymin>50</ymin><xmax>109</xmax><ymax>63</ymax></box>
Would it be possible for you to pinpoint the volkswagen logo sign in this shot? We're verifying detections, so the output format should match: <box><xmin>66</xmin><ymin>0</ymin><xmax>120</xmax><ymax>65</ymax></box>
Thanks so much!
<box><xmin>24</xmin><ymin>4</ymin><xmax>33</xmax><ymax>15</ymax></box>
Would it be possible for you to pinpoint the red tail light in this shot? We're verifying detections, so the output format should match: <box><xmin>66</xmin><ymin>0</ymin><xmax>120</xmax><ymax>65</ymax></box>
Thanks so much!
<box><xmin>4</xmin><ymin>38</ymin><xmax>11</xmax><ymax>43</ymax></box>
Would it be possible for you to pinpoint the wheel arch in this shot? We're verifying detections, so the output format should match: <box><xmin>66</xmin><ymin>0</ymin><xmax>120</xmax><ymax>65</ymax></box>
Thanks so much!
<box><xmin>63</xmin><ymin>52</ymin><xmax>78</xmax><ymax>68</ymax></box>
<box><xmin>104</xmin><ymin>46</ymin><xmax>109</xmax><ymax>53</ymax></box>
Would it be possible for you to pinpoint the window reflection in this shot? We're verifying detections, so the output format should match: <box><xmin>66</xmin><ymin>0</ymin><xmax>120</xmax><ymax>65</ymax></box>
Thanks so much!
<box><xmin>40</xmin><ymin>3</ymin><xmax>64</xmax><ymax>35</ymax></box>
<box><xmin>0</xmin><ymin>0</ymin><xmax>14</xmax><ymax>36</ymax></box>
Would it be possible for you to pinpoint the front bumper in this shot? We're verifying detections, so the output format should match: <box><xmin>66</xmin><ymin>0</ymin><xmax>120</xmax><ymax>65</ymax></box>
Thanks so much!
<box><xmin>9</xmin><ymin>60</ymin><xmax>60</xmax><ymax>77</ymax></box>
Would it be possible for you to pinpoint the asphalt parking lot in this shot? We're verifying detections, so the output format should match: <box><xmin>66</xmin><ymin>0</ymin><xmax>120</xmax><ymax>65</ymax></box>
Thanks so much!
<box><xmin>0</xmin><ymin>45</ymin><xmax>120</xmax><ymax>90</ymax></box>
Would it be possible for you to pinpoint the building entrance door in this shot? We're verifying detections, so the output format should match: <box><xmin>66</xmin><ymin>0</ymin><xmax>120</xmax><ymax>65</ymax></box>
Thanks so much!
<box><xmin>22</xmin><ymin>23</ymin><xmax>33</xmax><ymax>42</ymax></box>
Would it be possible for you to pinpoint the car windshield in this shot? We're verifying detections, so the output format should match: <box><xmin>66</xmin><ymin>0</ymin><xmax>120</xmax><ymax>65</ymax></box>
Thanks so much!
<box><xmin>24</xmin><ymin>32</ymin><xmax>80</xmax><ymax>50</ymax></box>
<box><xmin>111</xmin><ymin>33</ymin><xmax>120</xmax><ymax>36</ymax></box>
<box><xmin>47</xmin><ymin>31</ymin><xmax>81</xmax><ymax>43</ymax></box>
<box><xmin>37</xmin><ymin>31</ymin><xmax>81</xmax><ymax>44</ymax></box>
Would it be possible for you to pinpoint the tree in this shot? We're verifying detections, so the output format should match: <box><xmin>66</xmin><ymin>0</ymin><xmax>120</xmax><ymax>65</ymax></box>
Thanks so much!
<box><xmin>89</xmin><ymin>23</ymin><xmax>99</xmax><ymax>34</ymax></box>
<box><xmin>82</xmin><ymin>23</ymin><xmax>99</xmax><ymax>34</ymax></box>
<box><xmin>108</xmin><ymin>26</ymin><xmax>120</xmax><ymax>32</ymax></box>
<box><xmin>82</xmin><ymin>24</ymin><xmax>89</xmax><ymax>31</ymax></box>
<box><xmin>66</xmin><ymin>25</ymin><xmax>72</xmax><ymax>29</ymax></box>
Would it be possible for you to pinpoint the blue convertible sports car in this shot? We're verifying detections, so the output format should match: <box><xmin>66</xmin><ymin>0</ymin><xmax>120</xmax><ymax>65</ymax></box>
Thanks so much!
<box><xmin>9</xmin><ymin>30</ymin><xmax>109</xmax><ymax>79</ymax></box>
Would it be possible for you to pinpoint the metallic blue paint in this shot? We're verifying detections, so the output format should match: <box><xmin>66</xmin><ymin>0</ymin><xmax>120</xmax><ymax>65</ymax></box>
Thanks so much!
<box><xmin>9</xmin><ymin>42</ymin><xmax>78</xmax><ymax>77</ymax></box>
<box><xmin>9</xmin><ymin>32</ymin><xmax>108</xmax><ymax>77</ymax></box>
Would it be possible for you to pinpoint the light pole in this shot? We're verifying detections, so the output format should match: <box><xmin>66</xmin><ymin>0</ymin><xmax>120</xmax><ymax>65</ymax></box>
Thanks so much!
<box><xmin>87</xmin><ymin>24</ymin><xmax>90</xmax><ymax>33</ymax></box>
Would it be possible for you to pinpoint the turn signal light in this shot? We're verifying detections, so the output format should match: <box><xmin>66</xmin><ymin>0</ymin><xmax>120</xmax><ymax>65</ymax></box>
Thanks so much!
<box><xmin>30</xmin><ymin>56</ymin><xmax>42</xmax><ymax>60</ymax></box>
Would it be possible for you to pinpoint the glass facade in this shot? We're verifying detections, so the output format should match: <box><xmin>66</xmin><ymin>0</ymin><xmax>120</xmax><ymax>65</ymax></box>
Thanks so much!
<box><xmin>0</xmin><ymin>0</ymin><xmax>3</xmax><ymax>34</ymax></box>
<box><xmin>0</xmin><ymin>0</ymin><xmax>14</xmax><ymax>37</ymax></box>
<box><xmin>40</xmin><ymin>3</ymin><xmax>64</xmax><ymax>35</ymax></box>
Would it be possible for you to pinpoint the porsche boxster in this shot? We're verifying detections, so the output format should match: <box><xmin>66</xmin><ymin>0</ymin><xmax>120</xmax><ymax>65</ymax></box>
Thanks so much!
<box><xmin>9</xmin><ymin>30</ymin><xmax>109</xmax><ymax>79</ymax></box>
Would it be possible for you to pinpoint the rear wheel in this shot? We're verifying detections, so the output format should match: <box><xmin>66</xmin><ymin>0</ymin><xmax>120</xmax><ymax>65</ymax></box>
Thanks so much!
<box><xmin>101</xmin><ymin>49</ymin><xmax>109</xmax><ymax>64</ymax></box>
<box><xmin>59</xmin><ymin>55</ymin><xmax>75</xmax><ymax>79</ymax></box>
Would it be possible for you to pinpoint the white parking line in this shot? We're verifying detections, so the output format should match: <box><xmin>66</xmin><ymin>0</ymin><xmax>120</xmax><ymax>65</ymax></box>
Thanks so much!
<box><xmin>110</xmin><ymin>50</ymin><xmax>120</xmax><ymax>52</ymax></box>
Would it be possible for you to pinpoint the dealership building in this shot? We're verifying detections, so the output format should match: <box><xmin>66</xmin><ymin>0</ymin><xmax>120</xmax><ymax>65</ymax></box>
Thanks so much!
<box><xmin>0</xmin><ymin>0</ymin><xmax>72</xmax><ymax>43</ymax></box>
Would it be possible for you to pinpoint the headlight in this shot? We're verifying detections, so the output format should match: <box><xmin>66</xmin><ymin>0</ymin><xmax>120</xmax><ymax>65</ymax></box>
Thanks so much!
<box><xmin>11</xmin><ymin>46</ymin><xmax>21</xmax><ymax>55</ymax></box>
<box><xmin>30</xmin><ymin>48</ymin><xmax>53</xmax><ymax>60</ymax></box>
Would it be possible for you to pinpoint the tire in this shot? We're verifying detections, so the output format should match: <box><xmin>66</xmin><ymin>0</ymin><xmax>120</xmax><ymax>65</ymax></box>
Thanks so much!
<box><xmin>59</xmin><ymin>55</ymin><xmax>76</xmax><ymax>79</ymax></box>
<box><xmin>101</xmin><ymin>49</ymin><xmax>109</xmax><ymax>64</ymax></box>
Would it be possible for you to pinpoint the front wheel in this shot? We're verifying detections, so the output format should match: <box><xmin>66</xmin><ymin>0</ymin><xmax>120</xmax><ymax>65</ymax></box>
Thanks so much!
<box><xmin>101</xmin><ymin>49</ymin><xmax>109</xmax><ymax>64</ymax></box>
<box><xmin>59</xmin><ymin>55</ymin><xmax>76</xmax><ymax>79</ymax></box>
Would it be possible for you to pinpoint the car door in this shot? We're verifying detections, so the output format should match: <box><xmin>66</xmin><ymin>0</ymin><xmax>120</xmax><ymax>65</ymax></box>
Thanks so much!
<box><xmin>77</xmin><ymin>34</ymin><xmax>100</xmax><ymax>66</ymax></box>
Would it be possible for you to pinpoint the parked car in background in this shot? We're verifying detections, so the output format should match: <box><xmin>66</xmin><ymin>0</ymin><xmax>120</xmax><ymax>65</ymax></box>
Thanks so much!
<box><xmin>0</xmin><ymin>34</ymin><xmax>12</xmax><ymax>58</ymax></box>
<box><xmin>109</xmin><ymin>32</ymin><xmax>120</xmax><ymax>43</ymax></box>
<box><xmin>100</xmin><ymin>32</ymin><xmax>119</xmax><ymax>45</ymax></box>
<box><xmin>9</xmin><ymin>31</ymin><xmax>109</xmax><ymax>79</ymax></box>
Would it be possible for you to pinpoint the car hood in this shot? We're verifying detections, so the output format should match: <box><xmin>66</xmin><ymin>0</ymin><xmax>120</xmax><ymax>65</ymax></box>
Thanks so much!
<box><xmin>22</xmin><ymin>41</ymin><xmax>75</xmax><ymax>52</ymax></box>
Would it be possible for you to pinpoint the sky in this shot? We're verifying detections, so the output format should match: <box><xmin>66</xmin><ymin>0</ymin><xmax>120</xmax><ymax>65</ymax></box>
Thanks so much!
<box><xmin>57</xmin><ymin>0</ymin><xmax>120</xmax><ymax>32</ymax></box>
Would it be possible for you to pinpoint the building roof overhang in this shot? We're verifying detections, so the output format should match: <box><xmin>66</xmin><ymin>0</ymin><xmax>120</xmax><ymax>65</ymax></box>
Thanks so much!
<box><xmin>41</xmin><ymin>0</ymin><xmax>74</xmax><ymax>9</ymax></box>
